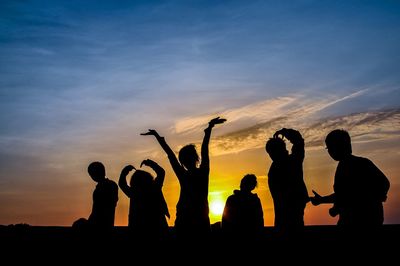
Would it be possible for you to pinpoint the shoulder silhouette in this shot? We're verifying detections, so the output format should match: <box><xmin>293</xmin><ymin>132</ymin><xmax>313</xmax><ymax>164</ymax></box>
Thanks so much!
<box><xmin>222</xmin><ymin>174</ymin><xmax>264</xmax><ymax>239</ymax></box>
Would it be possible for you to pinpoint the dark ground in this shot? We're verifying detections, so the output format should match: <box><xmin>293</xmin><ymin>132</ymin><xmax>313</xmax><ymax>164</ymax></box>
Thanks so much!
<box><xmin>1</xmin><ymin>224</ymin><xmax>399</xmax><ymax>264</ymax></box>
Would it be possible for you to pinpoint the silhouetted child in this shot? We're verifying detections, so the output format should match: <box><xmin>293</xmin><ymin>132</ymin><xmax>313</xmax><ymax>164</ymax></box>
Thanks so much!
<box><xmin>141</xmin><ymin>117</ymin><xmax>226</xmax><ymax>239</ymax></box>
<box><xmin>310</xmin><ymin>129</ymin><xmax>390</xmax><ymax>232</ymax></box>
<box><xmin>119</xmin><ymin>159</ymin><xmax>170</xmax><ymax>240</ymax></box>
<box><xmin>265</xmin><ymin>128</ymin><xmax>309</xmax><ymax>239</ymax></box>
<box><xmin>222</xmin><ymin>174</ymin><xmax>264</xmax><ymax>239</ymax></box>
<box><xmin>73</xmin><ymin>161</ymin><xmax>119</xmax><ymax>230</ymax></box>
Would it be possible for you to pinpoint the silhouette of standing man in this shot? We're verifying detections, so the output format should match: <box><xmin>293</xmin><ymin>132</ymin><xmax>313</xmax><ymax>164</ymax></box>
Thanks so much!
<box><xmin>222</xmin><ymin>174</ymin><xmax>264</xmax><ymax>239</ymax></box>
<box><xmin>310</xmin><ymin>129</ymin><xmax>390</xmax><ymax>231</ymax></box>
<box><xmin>141</xmin><ymin>117</ymin><xmax>226</xmax><ymax>240</ymax></box>
<box><xmin>265</xmin><ymin>128</ymin><xmax>309</xmax><ymax>239</ymax></box>
<box><xmin>73</xmin><ymin>161</ymin><xmax>119</xmax><ymax>230</ymax></box>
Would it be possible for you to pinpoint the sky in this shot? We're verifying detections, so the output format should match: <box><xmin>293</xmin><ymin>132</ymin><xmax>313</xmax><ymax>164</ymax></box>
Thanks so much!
<box><xmin>0</xmin><ymin>0</ymin><xmax>399</xmax><ymax>226</ymax></box>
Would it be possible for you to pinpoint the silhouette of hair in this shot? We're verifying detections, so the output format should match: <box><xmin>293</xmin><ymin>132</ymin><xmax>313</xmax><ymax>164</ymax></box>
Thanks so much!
<box><xmin>178</xmin><ymin>144</ymin><xmax>199</xmax><ymax>169</ymax></box>
<box><xmin>129</xmin><ymin>169</ymin><xmax>153</xmax><ymax>188</ymax></box>
<box><xmin>240</xmin><ymin>174</ymin><xmax>257</xmax><ymax>192</ymax></box>
<box><xmin>265</xmin><ymin>137</ymin><xmax>286</xmax><ymax>158</ymax></box>
<box><xmin>87</xmin><ymin>161</ymin><xmax>105</xmax><ymax>182</ymax></box>
<box><xmin>325</xmin><ymin>129</ymin><xmax>352</xmax><ymax>154</ymax></box>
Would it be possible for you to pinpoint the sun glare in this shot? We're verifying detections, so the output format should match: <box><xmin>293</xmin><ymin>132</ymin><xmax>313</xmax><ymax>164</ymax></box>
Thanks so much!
<box><xmin>210</xmin><ymin>200</ymin><xmax>225</xmax><ymax>217</ymax></box>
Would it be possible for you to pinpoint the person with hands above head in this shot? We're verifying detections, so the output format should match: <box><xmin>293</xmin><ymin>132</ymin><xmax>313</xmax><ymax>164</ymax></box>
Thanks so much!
<box><xmin>141</xmin><ymin>117</ymin><xmax>226</xmax><ymax>240</ymax></box>
<box><xmin>119</xmin><ymin>159</ymin><xmax>170</xmax><ymax>240</ymax></box>
<box><xmin>265</xmin><ymin>128</ymin><xmax>309</xmax><ymax>239</ymax></box>
<box><xmin>310</xmin><ymin>129</ymin><xmax>390</xmax><ymax>233</ymax></box>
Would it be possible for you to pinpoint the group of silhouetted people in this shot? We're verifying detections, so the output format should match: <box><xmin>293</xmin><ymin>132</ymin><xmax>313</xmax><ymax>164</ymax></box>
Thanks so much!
<box><xmin>73</xmin><ymin>117</ymin><xmax>390</xmax><ymax>241</ymax></box>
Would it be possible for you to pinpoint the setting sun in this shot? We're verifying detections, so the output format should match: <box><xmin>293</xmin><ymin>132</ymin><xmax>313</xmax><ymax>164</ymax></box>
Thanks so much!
<box><xmin>210</xmin><ymin>199</ymin><xmax>225</xmax><ymax>217</ymax></box>
<box><xmin>0</xmin><ymin>0</ymin><xmax>399</xmax><ymax>229</ymax></box>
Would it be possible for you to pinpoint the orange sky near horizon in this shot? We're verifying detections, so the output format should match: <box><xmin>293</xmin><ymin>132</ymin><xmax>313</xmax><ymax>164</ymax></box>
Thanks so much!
<box><xmin>0</xmin><ymin>103</ymin><xmax>399</xmax><ymax>227</ymax></box>
<box><xmin>1</xmin><ymin>1</ymin><xmax>400</xmax><ymax>228</ymax></box>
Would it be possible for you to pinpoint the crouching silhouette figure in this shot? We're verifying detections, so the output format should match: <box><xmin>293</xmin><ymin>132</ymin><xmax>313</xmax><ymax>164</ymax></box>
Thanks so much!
<box><xmin>222</xmin><ymin>174</ymin><xmax>264</xmax><ymax>240</ymax></box>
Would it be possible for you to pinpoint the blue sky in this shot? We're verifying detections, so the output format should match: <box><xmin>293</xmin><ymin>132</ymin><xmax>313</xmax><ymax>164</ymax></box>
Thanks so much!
<box><xmin>0</xmin><ymin>0</ymin><xmax>399</xmax><ymax>225</ymax></box>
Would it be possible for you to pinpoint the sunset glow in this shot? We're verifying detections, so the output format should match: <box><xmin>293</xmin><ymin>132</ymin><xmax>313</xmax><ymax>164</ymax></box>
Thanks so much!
<box><xmin>210</xmin><ymin>198</ymin><xmax>225</xmax><ymax>219</ymax></box>
<box><xmin>0</xmin><ymin>1</ymin><xmax>399</xmax><ymax>227</ymax></box>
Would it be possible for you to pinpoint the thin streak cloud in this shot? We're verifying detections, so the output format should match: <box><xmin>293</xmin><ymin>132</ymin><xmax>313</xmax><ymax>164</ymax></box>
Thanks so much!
<box><xmin>173</xmin><ymin>89</ymin><xmax>369</xmax><ymax>135</ymax></box>
<box><xmin>210</xmin><ymin>108</ymin><xmax>400</xmax><ymax>156</ymax></box>
<box><xmin>170</xmin><ymin>89</ymin><xmax>398</xmax><ymax>155</ymax></box>
<box><xmin>173</xmin><ymin>96</ymin><xmax>296</xmax><ymax>133</ymax></box>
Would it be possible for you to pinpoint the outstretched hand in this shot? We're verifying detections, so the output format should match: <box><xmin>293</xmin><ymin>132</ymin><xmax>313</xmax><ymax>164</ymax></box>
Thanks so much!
<box><xmin>310</xmin><ymin>190</ymin><xmax>322</xmax><ymax>206</ymax></box>
<box><xmin>140</xmin><ymin>129</ymin><xmax>160</xmax><ymax>138</ymax></box>
<box><xmin>208</xmin><ymin>117</ymin><xmax>227</xmax><ymax>127</ymax></box>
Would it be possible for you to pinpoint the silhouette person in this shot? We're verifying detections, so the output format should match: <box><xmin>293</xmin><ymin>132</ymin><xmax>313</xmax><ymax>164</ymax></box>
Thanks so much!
<box><xmin>310</xmin><ymin>129</ymin><xmax>390</xmax><ymax>232</ymax></box>
<box><xmin>222</xmin><ymin>174</ymin><xmax>264</xmax><ymax>239</ymax></box>
<box><xmin>141</xmin><ymin>117</ymin><xmax>226</xmax><ymax>240</ymax></box>
<box><xmin>119</xmin><ymin>159</ymin><xmax>170</xmax><ymax>240</ymax></box>
<box><xmin>265</xmin><ymin>128</ymin><xmax>309</xmax><ymax>239</ymax></box>
<box><xmin>73</xmin><ymin>161</ymin><xmax>119</xmax><ymax>230</ymax></box>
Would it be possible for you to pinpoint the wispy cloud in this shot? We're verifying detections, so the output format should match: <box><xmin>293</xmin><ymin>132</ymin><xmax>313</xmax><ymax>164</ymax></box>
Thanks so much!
<box><xmin>173</xmin><ymin>96</ymin><xmax>297</xmax><ymax>133</ymax></box>
<box><xmin>173</xmin><ymin>89</ymin><xmax>370</xmax><ymax>134</ymax></box>
<box><xmin>209</xmin><ymin>108</ymin><xmax>400</xmax><ymax>155</ymax></box>
<box><xmin>170</xmin><ymin>89</ymin><xmax>399</xmax><ymax>155</ymax></box>
<box><xmin>289</xmin><ymin>89</ymin><xmax>369</xmax><ymax>118</ymax></box>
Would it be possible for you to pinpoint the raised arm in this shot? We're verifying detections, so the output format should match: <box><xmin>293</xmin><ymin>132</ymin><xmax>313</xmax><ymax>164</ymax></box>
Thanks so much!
<box><xmin>141</xmin><ymin>129</ymin><xmax>184</xmax><ymax>177</ymax></box>
<box><xmin>141</xmin><ymin>159</ymin><xmax>165</xmax><ymax>187</ymax></box>
<box><xmin>274</xmin><ymin>128</ymin><xmax>304</xmax><ymax>161</ymax></box>
<box><xmin>200</xmin><ymin>117</ymin><xmax>226</xmax><ymax>169</ymax></box>
<box><xmin>118</xmin><ymin>165</ymin><xmax>135</xmax><ymax>197</ymax></box>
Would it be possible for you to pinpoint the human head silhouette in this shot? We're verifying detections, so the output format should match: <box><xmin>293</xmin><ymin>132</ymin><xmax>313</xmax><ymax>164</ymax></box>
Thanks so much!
<box><xmin>265</xmin><ymin>137</ymin><xmax>288</xmax><ymax>162</ymax></box>
<box><xmin>325</xmin><ymin>129</ymin><xmax>352</xmax><ymax>161</ymax></box>
<box><xmin>129</xmin><ymin>169</ymin><xmax>153</xmax><ymax>189</ymax></box>
<box><xmin>240</xmin><ymin>174</ymin><xmax>257</xmax><ymax>193</ymax></box>
<box><xmin>87</xmin><ymin>161</ymin><xmax>106</xmax><ymax>183</ymax></box>
<box><xmin>179</xmin><ymin>144</ymin><xmax>199</xmax><ymax>170</ymax></box>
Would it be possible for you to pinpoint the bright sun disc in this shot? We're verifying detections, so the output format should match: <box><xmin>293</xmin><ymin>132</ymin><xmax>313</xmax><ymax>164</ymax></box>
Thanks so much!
<box><xmin>210</xmin><ymin>200</ymin><xmax>224</xmax><ymax>216</ymax></box>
